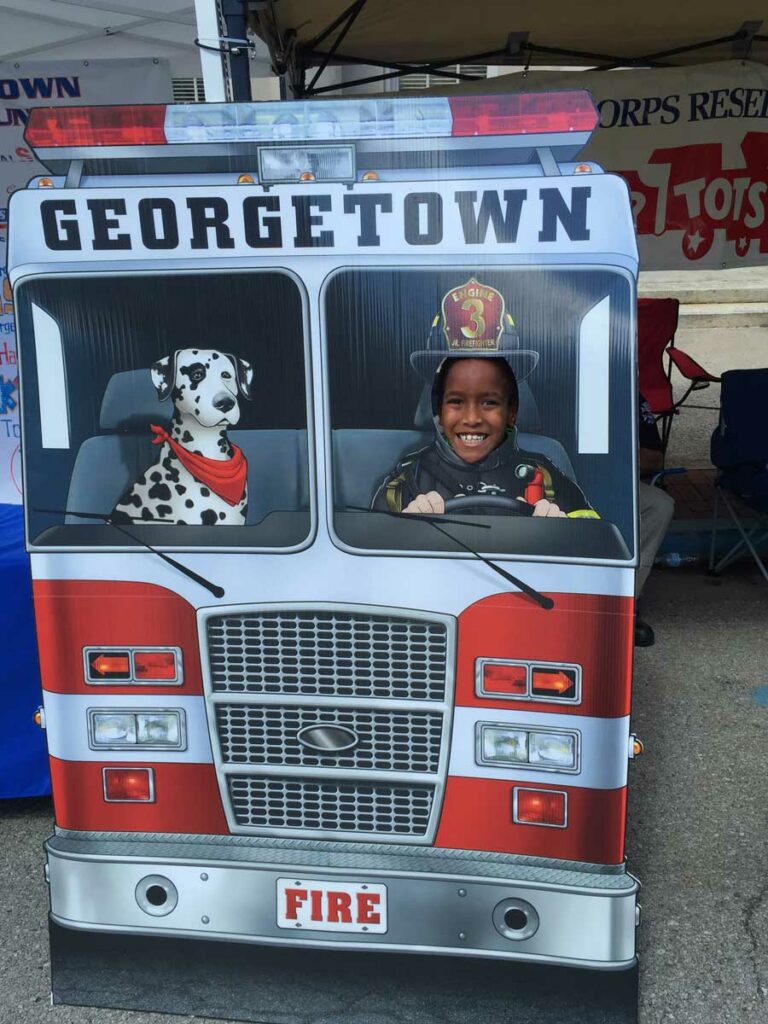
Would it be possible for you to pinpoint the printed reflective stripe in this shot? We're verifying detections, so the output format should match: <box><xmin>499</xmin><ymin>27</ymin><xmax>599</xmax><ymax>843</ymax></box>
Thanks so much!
<box><xmin>449</xmin><ymin>706</ymin><xmax>629</xmax><ymax>790</ymax></box>
<box><xmin>49</xmin><ymin>757</ymin><xmax>228</xmax><ymax>834</ymax></box>
<box><xmin>42</xmin><ymin>691</ymin><xmax>213</xmax><ymax>763</ymax></box>
<box><xmin>31</xmin><ymin>558</ymin><xmax>636</xmax><ymax>602</ymax></box>
<box><xmin>566</xmin><ymin>509</ymin><xmax>601</xmax><ymax>519</ymax></box>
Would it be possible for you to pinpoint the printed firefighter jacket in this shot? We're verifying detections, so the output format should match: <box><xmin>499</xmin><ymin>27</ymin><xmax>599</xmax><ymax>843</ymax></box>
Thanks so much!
<box><xmin>372</xmin><ymin>432</ymin><xmax>597</xmax><ymax>517</ymax></box>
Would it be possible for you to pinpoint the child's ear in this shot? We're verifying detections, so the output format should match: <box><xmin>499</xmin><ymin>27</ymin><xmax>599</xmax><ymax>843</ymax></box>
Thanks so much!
<box><xmin>506</xmin><ymin>404</ymin><xmax>518</xmax><ymax>428</ymax></box>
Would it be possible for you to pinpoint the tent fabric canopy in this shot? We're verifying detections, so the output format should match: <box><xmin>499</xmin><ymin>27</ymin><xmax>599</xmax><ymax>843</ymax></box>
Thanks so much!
<box><xmin>251</xmin><ymin>0</ymin><xmax>768</xmax><ymax>95</ymax></box>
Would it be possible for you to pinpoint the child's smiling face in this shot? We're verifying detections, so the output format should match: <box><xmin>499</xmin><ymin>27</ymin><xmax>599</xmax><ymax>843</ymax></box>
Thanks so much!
<box><xmin>438</xmin><ymin>358</ymin><xmax>517</xmax><ymax>465</ymax></box>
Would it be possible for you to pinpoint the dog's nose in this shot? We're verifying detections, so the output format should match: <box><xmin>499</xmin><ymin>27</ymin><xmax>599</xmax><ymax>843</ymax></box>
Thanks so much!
<box><xmin>213</xmin><ymin>393</ymin><xmax>236</xmax><ymax>413</ymax></box>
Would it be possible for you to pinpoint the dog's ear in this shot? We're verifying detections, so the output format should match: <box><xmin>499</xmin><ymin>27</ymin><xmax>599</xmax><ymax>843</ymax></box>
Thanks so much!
<box><xmin>151</xmin><ymin>354</ymin><xmax>175</xmax><ymax>401</ymax></box>
<box><xmin>235</xmin><ymin>357</ymin><xmax>254</xmax><ymax>400</ymax></box>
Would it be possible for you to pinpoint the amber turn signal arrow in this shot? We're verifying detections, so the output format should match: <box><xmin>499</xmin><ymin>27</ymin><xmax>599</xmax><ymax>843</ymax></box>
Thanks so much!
<box><xmin>532</xmin><ymin>670</ymin><xmax>573</xmax><ymax>694</ymax></box>
<box><xmin>91</xmin><ymin>654</ymin><xmax>130</xmax><ymax>676</ymax></box>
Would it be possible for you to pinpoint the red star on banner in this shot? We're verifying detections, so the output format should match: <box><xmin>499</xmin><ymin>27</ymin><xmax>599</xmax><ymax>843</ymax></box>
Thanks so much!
<box><xmin>735</xmin><ymin>235</ymin><xmax>750</xmax><ymax>258</ymax></box>
<box><xmin>683</xmin><ymin>221</ymin><xmax>714</xmax><ymax>261</ymax></box>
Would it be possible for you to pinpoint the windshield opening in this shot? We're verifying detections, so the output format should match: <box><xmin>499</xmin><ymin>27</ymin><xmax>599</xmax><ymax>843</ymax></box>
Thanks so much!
<box><xmin>325</xmin><ymin>267</ymin><xmax>635</xmax><ymax>563</ymax></box>
<box><xmin>18</xmin><ymin>270</ymin><xmax>311</xmax><ymax>549</ymax></box>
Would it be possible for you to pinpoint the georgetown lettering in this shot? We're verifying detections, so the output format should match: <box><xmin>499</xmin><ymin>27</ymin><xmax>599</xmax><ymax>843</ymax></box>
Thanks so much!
<box><xmin>40</xmin><ymin>186</ymin><xmax>592</xmax><ymax>252</ymax></box>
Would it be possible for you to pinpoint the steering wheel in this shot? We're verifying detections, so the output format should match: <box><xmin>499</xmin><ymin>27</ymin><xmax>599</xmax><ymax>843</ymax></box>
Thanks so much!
<box><xmin>443</xmin><ymin>495</ymin><xmax>534</xmax><ymax>517</ymax></box>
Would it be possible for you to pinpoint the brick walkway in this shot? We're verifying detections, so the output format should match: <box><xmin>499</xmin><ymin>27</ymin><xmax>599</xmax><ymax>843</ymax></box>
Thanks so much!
<box><xmin>662</xmin><ymin>467</ymin><xmax>759</xmax><ymax>524</ymax></box>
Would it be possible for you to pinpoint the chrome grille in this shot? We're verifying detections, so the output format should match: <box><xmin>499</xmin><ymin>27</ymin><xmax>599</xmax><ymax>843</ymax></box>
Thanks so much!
<box><xmin>206</xmin><ymin>609</ymin><xmax>448</xmax><ymax>700</ymax></box>
<box><xmin>228</xmin><ymin>776</ymin><xmax>434</xmax><ymax>836</ymax></box>
<box><xmin>201</xmin><ymin>605</ymin><xmax>455</xmax><ymax>842</ymax></box>
<box><xmin>215</xmin><ymin>704</ymin><xmax>443</xmax><ymax>772</ymax></box>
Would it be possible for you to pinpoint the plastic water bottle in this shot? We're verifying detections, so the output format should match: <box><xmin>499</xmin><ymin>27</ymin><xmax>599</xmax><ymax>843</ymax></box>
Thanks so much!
<box><xmin>655</xmin><ymin>552</ymin><xmax>700</xmax><ymax>568</ymax></box>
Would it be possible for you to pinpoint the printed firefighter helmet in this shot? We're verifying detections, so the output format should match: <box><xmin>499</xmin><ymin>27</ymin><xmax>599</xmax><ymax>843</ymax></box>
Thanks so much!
<box><xmin>409</xmin><ymin>277</ymin><xmax>539</xmax><ymax>382</ymax></box>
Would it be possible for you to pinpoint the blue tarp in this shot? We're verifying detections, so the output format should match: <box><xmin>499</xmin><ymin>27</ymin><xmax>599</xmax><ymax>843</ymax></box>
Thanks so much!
<box><xmin>0</xmin><ymin>504</ymin><xmax>50</xmax><ymax>798</ymax></box>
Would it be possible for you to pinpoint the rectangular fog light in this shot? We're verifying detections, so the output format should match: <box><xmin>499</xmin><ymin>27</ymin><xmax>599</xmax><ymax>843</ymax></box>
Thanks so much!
<box><xmin>103</xmin><ymin>767</ymin><xmax>154</xmax><ymax>803</ymax></box>
<box><xmin>513</xmin><ymin>787</ymin><xmax>567</xmax><ymax>827</ymax></box>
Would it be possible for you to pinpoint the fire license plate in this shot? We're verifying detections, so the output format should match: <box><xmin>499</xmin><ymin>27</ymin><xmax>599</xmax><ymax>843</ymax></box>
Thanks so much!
<box><xmin>276</xmin><ymin>878</ymin><xmax>388</xmax><ymax>934</ymax></box>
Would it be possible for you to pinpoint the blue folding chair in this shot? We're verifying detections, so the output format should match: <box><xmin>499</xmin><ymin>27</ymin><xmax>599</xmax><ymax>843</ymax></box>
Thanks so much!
<box><xmin>709</xmin><ymin>369</ymin><xmax>768</xmax><ymax>582</ymax></box>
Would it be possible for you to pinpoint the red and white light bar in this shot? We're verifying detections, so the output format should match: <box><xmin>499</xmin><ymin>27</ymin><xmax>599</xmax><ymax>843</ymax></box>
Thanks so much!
<box><xmin>25</xmin><ymin>92</ymin><xmax>598</xmax><ymax>150</ymax></box>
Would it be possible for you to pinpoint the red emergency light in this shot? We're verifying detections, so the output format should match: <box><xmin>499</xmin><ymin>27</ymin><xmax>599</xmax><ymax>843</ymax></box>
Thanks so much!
<box><xmin>447</xmin><ymin>92</ymin><xmax>598</xmax><ymax>137</ymax></box>
<box><xmin>25</xmin><ymin>91</ymin><xmax>597</xmax><ymax>151</ymax></box>
<box><xmin>26</xmin><ymin>105</ymin><xmax>167</xmax><ymax>148</ymax></box>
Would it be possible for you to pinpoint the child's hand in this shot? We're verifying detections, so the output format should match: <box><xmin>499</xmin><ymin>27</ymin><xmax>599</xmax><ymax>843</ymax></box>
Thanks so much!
<box><xmin>530</xmin><ymin>498</ymin><xmax>566</xmax><ymax>518</ymax></box>
<box><xmin>403</xmin><ymin>491</ymin><xmax>445</xmax><ymax>515</ymax></box>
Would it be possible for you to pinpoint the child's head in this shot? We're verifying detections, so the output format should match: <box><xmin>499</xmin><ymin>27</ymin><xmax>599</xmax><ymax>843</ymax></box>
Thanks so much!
<box><xmin>435</xmin><ymin>357</ymin><xmax>519</xmax><ymax>464</ymax></box>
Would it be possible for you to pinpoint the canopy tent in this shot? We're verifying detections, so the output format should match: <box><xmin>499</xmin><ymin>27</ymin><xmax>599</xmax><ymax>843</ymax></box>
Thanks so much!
<box><xmin>0</xmin><ymin>0</ymin><xmax>204</xmax><ymax>76</ymax></box>
<box><xmin>250</xmin><ymin>0</ymin><xmax>768</xmax><ymax>96</ymax></box>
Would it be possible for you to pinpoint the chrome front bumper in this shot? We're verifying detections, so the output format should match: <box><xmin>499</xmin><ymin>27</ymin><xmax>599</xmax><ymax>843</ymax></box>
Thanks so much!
<box><xmin>46</xmin><ymin>833</ymin><xmax>639</xmax><ymax>970</ymax></box>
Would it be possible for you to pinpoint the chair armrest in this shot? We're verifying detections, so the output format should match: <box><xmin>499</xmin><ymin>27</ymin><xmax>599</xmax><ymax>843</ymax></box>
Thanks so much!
<box><xmin>668</xmin><ymin>347</ymin><xmax>720</xmax><ymax>383</ymax></box>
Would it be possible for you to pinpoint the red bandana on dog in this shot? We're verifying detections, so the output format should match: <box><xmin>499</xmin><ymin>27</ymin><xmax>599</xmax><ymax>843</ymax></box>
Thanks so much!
<box><xmin>150</xmin><ymin>424</ymin><xmax>247</xmax><ymax>506</ymax></box>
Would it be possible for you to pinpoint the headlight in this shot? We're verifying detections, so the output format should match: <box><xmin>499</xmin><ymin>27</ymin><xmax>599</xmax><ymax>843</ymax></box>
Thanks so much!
<box><xmin>477</xmin><ymin>723</ymin><xmax>579</xmax><ymax>773</ymax></box>
<box><xmin>528</xmin><ymin>730</ymin><xmax>576</xmax><ymax>770</ymax></box>
<box><xmin>88</xmin><ymin>709</ymin><xmax>185</xmax><ymax>750</ymax></box>
<box><xmin>92</xmin><ymin>712</ymin><xmax>136</xmax><ymax>745</ymax></box>
<box><xmin>136</xmin><ymin>713</ymin><xmax>180</xmax><ymax>746</ymax></box>
<box><xmin>480</xmin><ymin>726</ymin><xmax>528</xmax><ymax>764</ymax></box>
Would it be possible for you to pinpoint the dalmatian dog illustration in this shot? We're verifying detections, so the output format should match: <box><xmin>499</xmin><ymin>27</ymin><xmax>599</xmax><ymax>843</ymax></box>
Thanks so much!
<box><xmin>112</xmin><ymin>348</ymin><xmax>253</xmax><ymax>526</ymax></box>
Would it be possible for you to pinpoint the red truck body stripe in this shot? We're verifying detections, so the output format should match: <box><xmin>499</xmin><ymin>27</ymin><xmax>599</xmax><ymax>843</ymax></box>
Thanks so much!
<box><xmin>49</xmin><ymin>757</ymin><xmax>228</xmax><ymax>834</ymax></box>
<box><xmin>436</xmin><ymin>774</ymin><xmax>626</xmax><ymax>864</ymax></box>
<box><xmin>435</xmin><ymin>776</ymin><xmax>627</xmax><ymax>864</ymax></box>
<box><xmin>456</xmin><ymin>591</ymin><xmax>634</xmax><ymax>718</ymax></box>
<box><xmin>33</xmin><ymin>580</ymin><xmax>203</xmax><ymax>696</ymax></box>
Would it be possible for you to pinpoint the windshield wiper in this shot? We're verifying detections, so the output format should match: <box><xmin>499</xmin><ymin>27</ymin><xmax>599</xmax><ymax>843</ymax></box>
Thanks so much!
<box><xmin>35</xmin><ymin>508</ymin><xmax>225</xmax><ymax>599</ymax></box>
<box><xmin>342</xmin><ymin>506</ymin><xmax>554</xmax><ymax>610</ymax></box>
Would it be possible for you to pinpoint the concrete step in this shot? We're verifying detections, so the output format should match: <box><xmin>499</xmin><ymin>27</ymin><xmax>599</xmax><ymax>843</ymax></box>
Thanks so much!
<box><xmin>677</xmin><ymin>303</ymin><xmax>768</xmax><ymax>329</ymax></box>
<box><xmin>638</xmin><ymin>268</ymin><xmax>768</xmax><ymax>306</ymax></box>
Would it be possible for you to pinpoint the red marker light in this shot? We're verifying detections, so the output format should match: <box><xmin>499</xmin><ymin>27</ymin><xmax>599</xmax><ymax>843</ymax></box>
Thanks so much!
<box><xmin>133</xmin><ymin>650</ymin><xmax>177</xmax><ymax>681</ymax></box>
<box><xmin>531</xmin><ymin>668</ymin><xmax>577</xmax><ymax>699</ymax></box>
<box><xmin>26</xmin><ymin>105</ymin><xmax>167</xmax><ymax>148</ymax></box>
<box><xmin>514</xmin><ymin>788</ymin><xmax>566</xmax><ymax>827</ymax></box>
<box><xmin>482</xmin><ymin>662</ymin><xmax>527</xmax><ymax>696</ymax></box>
<box><xmin>103</xmin><ymin>767</ymin><xmax>154</xmax><ymax>802</ymax></box>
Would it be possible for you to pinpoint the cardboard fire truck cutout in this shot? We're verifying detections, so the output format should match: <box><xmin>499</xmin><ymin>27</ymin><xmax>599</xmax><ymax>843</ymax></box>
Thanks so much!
<box><xmin>10</xmin><ymin>93</ymin><xmax>640</xmax><ymax>973</ymax></box>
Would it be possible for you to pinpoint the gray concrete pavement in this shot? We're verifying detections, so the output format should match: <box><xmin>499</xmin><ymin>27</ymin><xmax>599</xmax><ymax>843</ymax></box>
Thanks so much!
<box><xmin>2</xmin><ymin>564</ymin><xmax>767</xmax><ymax>1024</ymax></box>
<box><xmin>630</xmin><ymin>563</ymin><xmax>768</xmax><ymax>1024</ymax></box>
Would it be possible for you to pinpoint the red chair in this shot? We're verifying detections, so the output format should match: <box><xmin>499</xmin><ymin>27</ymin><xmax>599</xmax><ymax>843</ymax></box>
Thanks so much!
<box><xmin>637</xmin><ymin>297</ymin><xmax>720</xmax><ymax>461</ymax></box>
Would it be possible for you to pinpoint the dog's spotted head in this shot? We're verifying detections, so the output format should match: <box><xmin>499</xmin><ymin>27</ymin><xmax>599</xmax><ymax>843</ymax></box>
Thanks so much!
<box><xmin>151</xmin><ymin>349</ymin><xmax>254</xmax><ymax>428</ymax></box>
